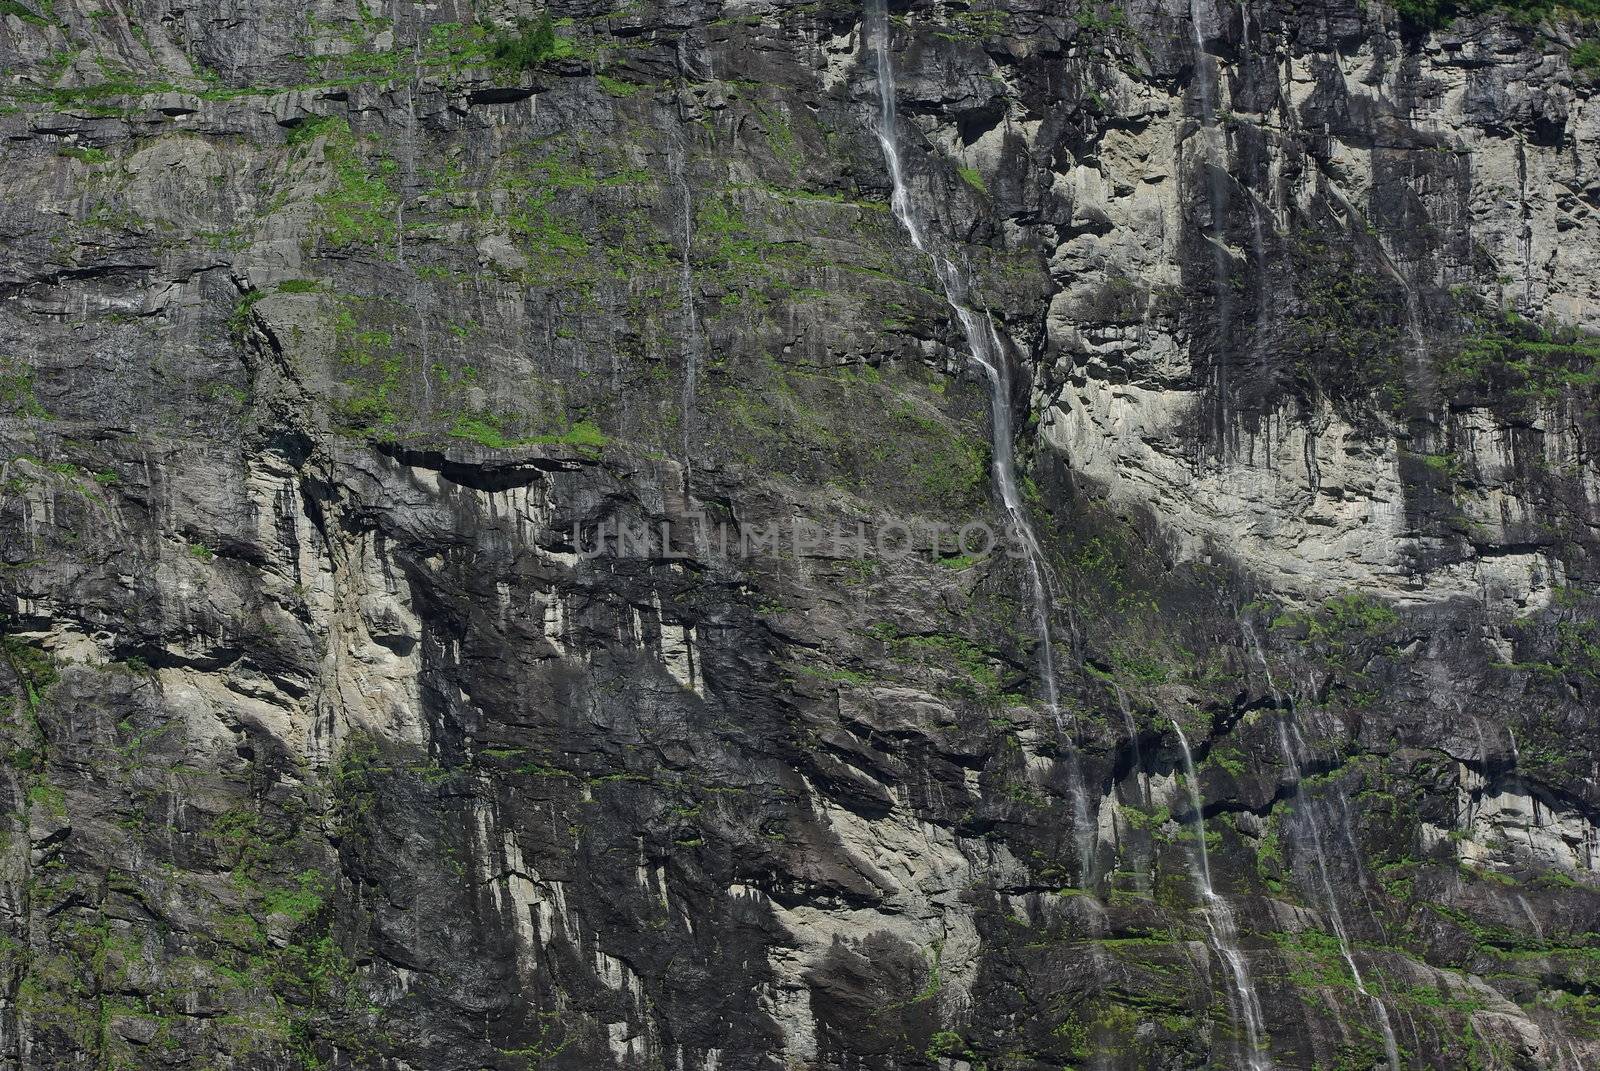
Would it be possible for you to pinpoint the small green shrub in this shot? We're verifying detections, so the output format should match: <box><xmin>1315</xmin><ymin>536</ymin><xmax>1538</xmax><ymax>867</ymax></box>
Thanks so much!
<box><xmin>554</xmin><ymin>419</ymin><xmax>608</xmax><ymax>450</ymax></box>
<box><xmin>228</xmin><ymin>289</ymin><xmax>263</xmax><ymax>335</ymax></box>
<box><xmin>486</xmin><ymin>12</ymin><xmax>571</xmax><ymax>70</ymax></box>
<box><xmin>1271</xmin><ymin>592</ymin><xmax>1399</xmax><ymax>653</ymax></box>
<box><xmin>926</xmin><ymin>1031</ymin><xmax>965</xmax><ymax>1061</ymax></box>
<box><xmin>449</xmin><ymin>415</ymin><xmax>514</xmax><ymax>448</ymax></box>
<box><xmin>1</xmin><ymin>636</ymin><xmax>58</xmax><ymax>696</ymax></box>
<box><xmin>1392</xmin><ymin>0</ymin><xmax>1453</xmax><ymax>27</ymax></box>
<box><xmin>26</xmin><ymin>782</ymin><xmax>64</xmax><ymax>817</ymax></box>
<box><xmin>0</xmin><ymin>359</ymin><xmax>48</xmax><ymax>418</ymax></box>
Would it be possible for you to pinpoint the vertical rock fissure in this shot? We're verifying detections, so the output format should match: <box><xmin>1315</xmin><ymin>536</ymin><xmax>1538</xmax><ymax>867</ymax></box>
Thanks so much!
<box><xmin>865</xmin><ymin>1</ymin><xmax>1093</xmax><ymax>882</ymax></box>
<box><xmin>1186</xmin><ymin>0</ymin><xmax>1235</xmax><ymax>452</ymax></box>
<box><xmin>674</xmin><ymin>147</ymin><xmax>699</xmax><ymax>473</ymax></box>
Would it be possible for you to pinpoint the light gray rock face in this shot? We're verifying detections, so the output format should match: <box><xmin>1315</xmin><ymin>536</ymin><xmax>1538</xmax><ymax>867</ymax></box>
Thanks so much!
<box><xmin>0</xmin><ymin>1</ymin><xmax>1597</xmax><ymax>1069</ymax></box>
<box><xmin>1040</xmin><ymin>3</ymin><xmax>1600</xmax><ymax>613</ymax></box>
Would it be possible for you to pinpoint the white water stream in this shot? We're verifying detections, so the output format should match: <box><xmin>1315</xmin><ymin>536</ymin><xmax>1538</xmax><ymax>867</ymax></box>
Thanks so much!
<box><xmin>1241</xmin><ymin>621</ymin><xmax>1401</xmax><ymax>1069</ymax></box>
<box><xmin>865</xmin><ymin>3</ymin><xmax>1092</xmax><ymax>881</ymax></box>
<box><xmin>1173</xmin><ymin>720</ymin><xmax>1271</xmax><ymax>1070</ymax></box>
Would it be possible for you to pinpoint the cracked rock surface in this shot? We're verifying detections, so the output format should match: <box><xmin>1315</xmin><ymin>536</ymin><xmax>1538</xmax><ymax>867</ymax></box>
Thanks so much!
<box><xmin>1</xmin><ymin>0</ymin><xmax>1598</xmax><ymax>1068</ymax></box>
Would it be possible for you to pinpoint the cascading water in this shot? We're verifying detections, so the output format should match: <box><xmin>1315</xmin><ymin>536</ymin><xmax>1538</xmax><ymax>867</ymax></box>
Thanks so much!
<box><xmin>1172</xmin><ymin>721</ymin><xmax>1271</xmax><ymax>1071</ymax></box>
<box><xmin>1277</xmin><ymin>722</ymin><xmax>1402</xmax><ymax>1070</ymax></box>
<box><xmin>1112</xmin><ymin>683</ymin><xmax>1151</xmax><ymax>891</ymax></box>
<box><xmin>865</xmin><ymin>3</ymin><xmax>1093</xmax><ymax>881</ymax></box>
<box><xmin>1508</xmin><ymin>882</ymin><xmax>1585</xmax><ymax>1068</ymax></box>
<box><xmin>1241</xmin><ymin>621</ymin><xmax>1400</xmax><ymax>1070</ymax></box>
<box><xmin>1187</xmin><ymin>0</ymin><xmax>1217</xmax><ymax>119</ymax></box>
<box><xmin>1112</xmin><ymin>683</ymin><xmax>1147</xmax><ymax>806</ymax></box>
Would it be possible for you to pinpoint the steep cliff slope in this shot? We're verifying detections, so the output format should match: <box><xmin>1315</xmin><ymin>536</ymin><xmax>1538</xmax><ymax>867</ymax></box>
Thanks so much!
<box><xmin>1</xmin><ymin>0</ymin><xmax>1598</xmax><ymax>1068</ymax></box>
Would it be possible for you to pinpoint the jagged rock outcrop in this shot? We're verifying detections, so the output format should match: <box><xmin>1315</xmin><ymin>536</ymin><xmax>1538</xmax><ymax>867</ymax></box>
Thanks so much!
<box><xmin>1</xmin><ymin>0</ymin><xmax>1597</xmax><ymax>1068</ymax></box>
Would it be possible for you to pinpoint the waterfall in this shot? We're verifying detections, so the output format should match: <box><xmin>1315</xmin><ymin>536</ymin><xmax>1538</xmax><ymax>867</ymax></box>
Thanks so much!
<box><xmin>1113</xmin><ymin>683</ymin><xmax>1150</xmax><ymax>892</ymax></box>
<box><xmin>1242</xmin><ymin>621</ymin><xmax>1400</xmax><ymax>1070</ymax></box>
<box><xmin>865</xmin><ymin>3</ymin><xmax>1092</xmax><ymax>881</ymax></box>
<box><xmin>1113</xmin><ymin>683</ymin><xmax>1147</xmax><ymax>807</ymax></box>
<box><xmin>1187</xmin><ymin>0</ymin><xmax>1217</xmax><ymax>120</ymax></box>
<box><xmin>1172</xmin><ymin>721</ymin><xmax>1271</xmax><ymax>1071</ymax></box>
<box><xmin>1277</xmin><ymin>721</ymin><xmax>1402</xmax><ymax>1070</ymax></box>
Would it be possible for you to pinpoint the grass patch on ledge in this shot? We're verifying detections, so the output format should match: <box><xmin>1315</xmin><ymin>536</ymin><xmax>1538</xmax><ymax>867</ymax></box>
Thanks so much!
<box><xmin>448</xmin><ymin>414</ymin><xmax>609</xmax><ymax>453</ymax></box>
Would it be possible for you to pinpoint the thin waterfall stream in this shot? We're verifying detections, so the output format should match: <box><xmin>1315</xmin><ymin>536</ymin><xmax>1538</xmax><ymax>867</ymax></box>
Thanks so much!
<box><xmin>1277</xmin><ymin>721</ymin><xmax>1402</xmax><ymax>1070</ymax></box>
<box><xmin>1242</xmin><ymin>622</ymin><xmax>1401</xmax><ymax>1070</ymax></box>
<box><xmin>1112</xmin><ymin>683</ymin><xmax>1150</xmax><ymax>892</ymax></box>
<box><xmin>1172</xmin><ymin>721</ymin><xmax>1271</xmax><ymax>1071</ymax></box>
<box><xmin>673</xmin><ymin>149</ymin><xmax>700</xmax><ymax>472</ymax></box>
<box><xmin>865</xmin><ymin>2</ymin><xmax>1093</xmax><ymax>882</ymax></box>
<box><xmin>1112</xmin><ymin>682</ymin><xmax>1148</xmax><ymax>807</ymax></box>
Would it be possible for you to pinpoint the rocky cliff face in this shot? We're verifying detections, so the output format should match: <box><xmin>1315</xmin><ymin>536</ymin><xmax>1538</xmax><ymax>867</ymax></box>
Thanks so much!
<box><xmin>2</xmin><ymin>0</ymin><xmax>1599</xmax><ymax>1067</ymax></box>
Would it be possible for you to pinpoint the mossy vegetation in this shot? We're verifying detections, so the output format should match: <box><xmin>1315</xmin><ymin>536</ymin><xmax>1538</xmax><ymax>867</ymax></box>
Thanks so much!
<box><xmin>865</xmin><ymin>623</ymin><xmax>1022</xmax><ymax>705</ymax></box>
<box><xmin>0</xmin><ymin>1</ymin><xmax>586</xmax><ymax>114</ymax></box>
<box><xmin>1270</xmin><ymin>592</ymin><xmax>1399</xmax><ymax>646</ymax></box>
<box><xmin>1503</xmin><ymin>599</ymin><xmax>1600</xmax><ymax>683</ymax></box>
<box><xmin>1285</xmin><ymin>237</ymin><xmax>1407</xmax><ymax>413</ymax></box>
<box><xmin>292</xmin><ymin>117</ymin><xmax>398</xmax><ymax>250</ymax></box>
<box><xmin>448</xmin><ymin>413</ymin><xmax>609</xmax><ymax>453</ymax></box>
<box><xmin>1571</xmin><ymin>40</ymin><xmax>1600</xmax><ymax>71</ymax></box>
<box><xmin>1442</xmin><ymin>300</ymin><xmax>1600</xmax><ymax>402</ymax></box>
<box><xmin>596</xmin><ymin>73</ymin><xmax>639</xmax><ymax>96</ymax></box>
<box><xmin>56</xmin><ymin>145</ymin><xmax>109</xmax><ymax>164</ymax></box>
<box><xmin>1073</xmin><ymin>4</ymin><xmax>1133</xmax><ymax>35</ymax></box>
<box><xmin>1394</xmin><ymin>0</ymin><xmax>1600</xmax><ymax>29</ymax></box>
<box><xmin>4</xmin><ymin>730</ymin><xmax>375</xmax><ymax>1068</ymax></box>
<box><xmin>925</xmin><ymin>3</ymin><xmax>1012</xmax><ymax>39</ymax></box>
<box><xmin>888</xmin><ymin>398</ymin><xmax>990</xmax><ymax>503</ymax></box>
<box><xmin>500</xmin><ymin>154</ymin><xmax>593</xmax><ymax>262</ymax></box>
<box><xmin>322</xmin><ymin>294</ymin><xmax>439</xmax><ymax>441</ymax></box>
<box><xmin>0</xmin><ymin>0</ymin><xmax>52</xmax><ymax>26</ymax></box>
<box><xmin>6</xmin><ymin>1</ymin><xmax>1599</xmax><ymax>1067</ymax></box>
<box><xmin>0</xmin><ymin>357</ymin><xmax>48</xmax><ymax>418</ymax></box>
<box><xmin>705</xmin><ymin>357</ymin><xmax>989</xmax><ymax>514</ymax></box>
<box><xmin>228</xmin><ymin>288</ymin><xmax>266</xmax><ymax>335</ymax></box>
<box><xmin>1</xmin><ymin>634</ymin><xmax>57</xmax><ymax>708</ymax></box>
<box><xmin>1270</xmin><ymin>928</ymin><xmax>1358</xmax><ymax>989</ymax></box>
